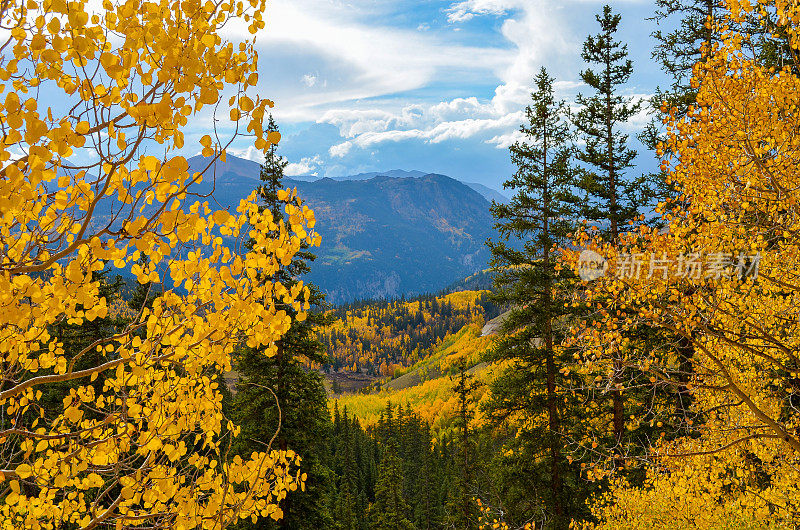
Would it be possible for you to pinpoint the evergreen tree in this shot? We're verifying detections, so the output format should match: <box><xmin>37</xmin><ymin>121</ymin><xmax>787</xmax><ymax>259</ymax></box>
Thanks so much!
<box><xmin>639</xmin><ymin>0</ymin><xmax>723</xmax><ymax>207</ymax></box>
<box><xmin>230</xmin><ymin>115</ymin><xmax>334</xmax><ymax>530</ymax></box>
<box><xmin>411</xmin><ymin>423</ymin><xmax>444</xmax><ymax>530</ymax></box>
<box><xmin>573</xmin><ymin>5</ymin><xmax>644</xmax><ymax>452</ymax></box>
<box><xmin>649</xmin><ymin>0</ymin><xmax>719</xmax><ymax>120</ymax></box>
<box><xmin>647</xmin><ymin>0</ymin><xmax>791</xmax><ymax>125</ymax></box>
<box><xmin>642</xmin><ymin>1</ymin><xmax>793</xmax><ymax>204</ymax></box>
<box><xmin>333</xmin><ymin>408</ymin><xmax>361</xmax><ymax>530</ymax></box>
<box><xmin>445</xmin><ymin>357</ymin><xmax>480</xmax><ymax>530</ymax></box>
<box><xmin>485</xmin><ymin>68</ymin><xmax>585</xmax><ymax>528</ymax></box>
<box><xmin>573</xmin><ymin>4</ymin><xmax>645</xmax><ymax>242</ymax></box>
<box><xmin>370</xmin><ymin>442</ymin><xmax>415</xmax><ymax>530</ymax></box>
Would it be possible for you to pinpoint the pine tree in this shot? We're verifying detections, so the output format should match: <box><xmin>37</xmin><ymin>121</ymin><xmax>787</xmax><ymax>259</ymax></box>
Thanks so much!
<box><xmin>485</xmin><ymin>68</ymin><xmax>584</xmax><ymax>528</ymax></box>
<box><xmin>649</xmin><ymin>0</ymin><xmax>718</xmax><ymax>119</ymax></box>
<box><xmin>639</xmin><ymin>0</ymin><xmax>723</xmax><ymax>207</ymax></box>
<box><xmin>411</xmin><ymin>422</ymin><xmax>443</xmax><ymax>530</ymax></box>
<box><xmin>230</xmin><ymin>115</ymin><xmax>334</xmax><ymax>530</ymax></box>
<box><xmin>574</xmin><ymin>4</ymin><xmax>645</xmax><ymax>242</ymax></box>
<box><xmin>573</xmin><ymin>5</ymin><xmax>644</xmax><ymax>453</ymax></box>
<box><xmin>445</xmin><ymin>357</ymin><xmax>480</xmax><ymax>530</ymax></box>
<box><xmin>334</xmin><ymin>409</ymin><xmax>361</xmax><ymax>530</ymax></box>
<box><xmin>370</xmin><ymin>442</ymin><xmax>415</xmax><ymax>530</ymax></box>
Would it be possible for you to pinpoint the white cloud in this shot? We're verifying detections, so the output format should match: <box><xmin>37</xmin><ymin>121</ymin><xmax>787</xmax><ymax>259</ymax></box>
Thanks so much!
<box><xmin>429</xmin><ymin>113</ymin><xmax>523</xmax><ymax>143</ymax></box>
<box><xmin>218</xmin><ymin>0</ymin><xmax>511</xmax><ymax>122</ymax></box>
<box><xmin>320</xmin><ymin>109</ymin><xmax>398</xmax><ymax>137</ymax></box>
<box><xmin>285</xmin><ymin>155</ymin><xmax>323</xmax><ymax>176</ymax></box>
<box><xmin>328</xmin><ymin>141</ymin><xmax>353</xmax><ymax>158</ymax></box>
<box><xmin>301</xmin><ymin>74</ymin><xmax>318</xmax><ymax>87</ymax></box>
<box><xmin>209</xmin><ymin>0</ymin><xmax>655</xmax><ymax>182</ymax></box>
<box><xmin>445</xmin><ymin>0</ymin><xmax>518</xmax><ymax>23</ymax></box>
<box><xmin>553</xmin><ymin>80</ymin><xmax>586</xmax><ymax>92</ymax></box>
<box><xmin>313</xmin><ymin>0</ymin><xmax>638</xmax><ymax>160</ymax></box>
<box><xmin>323</xmin><ymin>101</ymin><xmax>524</xmax><ymax>154</ymax></box>
<box><xmin>486</xmin><ymin>129</ymin><xmax>525</xmax><ymax>149</ymax></box>
<box><xmin>429</xmin><ymin>97</ymin><xmax>496</xmax><ymax>121</ymax></box>
<box><xmin>228</xmin><ymin>145</ymin><xmax>266</xmax><ymax>164</ymax></box>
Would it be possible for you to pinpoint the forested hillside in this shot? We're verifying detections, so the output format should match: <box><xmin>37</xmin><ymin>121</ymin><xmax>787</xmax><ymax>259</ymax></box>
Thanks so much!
<box><xmin>319</xmin><ymin>290</ymin><xmax>501</xmax><ymax>375</ymax></box>
<box><xmin>333</xmin><ymin>320</ymin><xmax>499</xmax><ymax>434</ymax></box>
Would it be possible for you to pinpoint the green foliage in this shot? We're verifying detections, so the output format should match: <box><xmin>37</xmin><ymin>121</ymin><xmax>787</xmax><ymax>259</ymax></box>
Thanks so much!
<box><xmin>485</xmin><ymin>68</ymin><xmax>588</xmax><ymax>529</ymax></box>
<box><xmin>328</xmin><ymin>401</ymin><xmax>489</xmax><ymax>530</ymax></box>
<box><xmin>649</xmin><ymin>0</ymin><xmax>718</xmax><ymax>118</ymax></box>
<box><xmin>444</xmin><ymin>359</ymin><xmax>480</xmax><ymax>530</ymax></box>
<box><xmin>573</xmin><ymin>5</ymin><xmax>646</xmax><ymax>240</ymax></box>
<box><xmin>229</xmin><ymin>115</ymin><xmax>334</xmax><ymax>530</ymax></box>
<box><xmin>370</xmin><ymin>442</ymin><xmax>415</xmax><ymax>530</ymax></box>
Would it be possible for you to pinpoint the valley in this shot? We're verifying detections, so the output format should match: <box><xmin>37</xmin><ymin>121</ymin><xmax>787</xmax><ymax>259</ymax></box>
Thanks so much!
<box><xmin>319</xmin><ymin>289</ymin><xmax>505</xmax><ymax>435</ymax></box>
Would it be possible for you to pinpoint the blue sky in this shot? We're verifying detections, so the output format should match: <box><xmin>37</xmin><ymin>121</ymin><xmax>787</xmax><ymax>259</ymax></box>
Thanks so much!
<box><xmin>218</xmin><ymin>0</ymin><xmax>670</xmax><ymax>190</ymax></box>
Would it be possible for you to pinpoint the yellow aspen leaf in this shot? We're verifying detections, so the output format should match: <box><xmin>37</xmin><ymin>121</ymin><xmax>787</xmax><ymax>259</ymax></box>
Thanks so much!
<box><xmin>15</xmin><ymin>464</ymin><xmax>32</xmax><ymax>479</ymax></box>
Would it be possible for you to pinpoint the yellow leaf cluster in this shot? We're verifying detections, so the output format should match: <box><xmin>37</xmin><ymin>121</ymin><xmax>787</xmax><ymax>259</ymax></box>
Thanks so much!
<box><xmin>0</xmin><ymin>0</ymin><xmax>318</xmax><ymax>527</ymax></box>
<box><xmin>565</xmin><ymin>0</ymin><xmax>800</xmax><ymax>525</ymax></box>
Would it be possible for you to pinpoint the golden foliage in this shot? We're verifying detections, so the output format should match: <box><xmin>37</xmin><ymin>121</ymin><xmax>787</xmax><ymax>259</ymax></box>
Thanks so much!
<box><xmin>320</xmin><ymin>290</ymin><xmax>491</xmax><ymax>374</ymax></box>
<box><xmin>0</xmin><ymin>0</ymin><xmax>317</xmax><ymax>527</ymax></box>
<box><xmin>567</xmin><ymin>0</ymin><xmax>800</xmax><ymax>525</ymax></box>
<box><xmin>334</xmin><ymin>322</ymin><xmax>500</xmax><ymax>435</ymax></box>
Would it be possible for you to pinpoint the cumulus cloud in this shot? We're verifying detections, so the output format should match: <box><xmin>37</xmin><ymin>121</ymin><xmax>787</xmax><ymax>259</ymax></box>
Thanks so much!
<box><xmin>445</xmin><ymin>0</ymin><xmax>518</xmax><ymax>23</ymax></box>
<box><xmin>228</xmin><ymin>145</ymin><xmax>266</xmax><ymax>164</ymax></box>
<box><xmin>285</xmin><ymin>155</ymin><xmax>323</xmax><ymax>176</ymax></box>
<box><xmin>323</xmin><ymin>100</ymin><xmax>524</xmax><ymax>156</ymax></box>
<box><xmin>218</xmin><ymin>0</ymin><xmax>511</xmax><ymax>122</ymax></box>
<box><xmin>486</xmin><ymin>129</ymin><xmax>526</xmax><ymax>149</ymax></box>
<box><xmin>328</xmin><ymin>141</ymin><xmax>353</xmax><ymax>158</ymax></box>
<box><xmin>317</xmin><ymin>0</ymin><xmax>578</xmax><ymax>164</ymax></box>
<box><xmin>316</xmin><ymin>0</ymin><xmax>648</xmax><ymax>164</ymax></box>
<box><xmin>209</xmin><ymin>0</ymin><xmax>658</xmax><ymax>184</ymax></box>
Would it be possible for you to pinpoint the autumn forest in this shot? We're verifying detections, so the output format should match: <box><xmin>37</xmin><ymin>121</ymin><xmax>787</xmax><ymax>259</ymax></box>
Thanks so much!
<box><xmin>2</xmin><ymin>0</ymin><xmax>800</xmax><ymax>529</ymax></box>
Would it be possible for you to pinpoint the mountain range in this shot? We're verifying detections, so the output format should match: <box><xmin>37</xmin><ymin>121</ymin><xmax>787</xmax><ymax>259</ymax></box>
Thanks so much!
<box><xmin>185</xmin><ymin>154</ymin><xmax>508</xmax><ymax>302</ymax></box>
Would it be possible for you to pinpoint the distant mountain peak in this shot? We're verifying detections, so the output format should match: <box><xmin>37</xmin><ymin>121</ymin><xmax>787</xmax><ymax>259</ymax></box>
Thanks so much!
<box><xmin>157</xmin><ymin>152</ymin><xmax>514</xmax><ymax>303</ymax></box>
<box><xmin>185</xmin><ymin>153</ymin><xmax>510</xmax><ymax>204</ymax></box>
<box><xmin>332</xmin><ymin>169</ymin><xmax>427</xmax><ymax>181</ymax></box>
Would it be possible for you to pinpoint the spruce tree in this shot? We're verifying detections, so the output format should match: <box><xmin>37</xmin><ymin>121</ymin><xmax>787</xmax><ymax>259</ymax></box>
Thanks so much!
<box><xmin>573</xmin><ymin>5</ymin><xmax>644</xmax><ymax>453</ymax></box>
<box><xmin>573</xmin><ymin>4</ymin><xmax>645</xmax><ymax>242</ymax></box>
<box><xmin>370</xmin><ymin>442</ymin><xmax>415</xmax><ymax>530</ymax></box>
<box><xmin>445</xmin><ymin>357</ymin><xmax>479</xmax><ymax>530</ymax></box>
<box><xmin>485</xmin><ymin>68</ymin><xmax>584</xmax><ymax>528</ymax></box>
<box><xmin>649</xmin><ymin>0</ymin><xmax>719</xmax><ymax>119</ymax></box>
<box><xmin>333</xmin><ymin>408</ymin><xmax>361</xmax><ymax>530</ymax></box>
<box><xmin>230</xmin><ymin>115</ymin><xmax>334</xmax><ymax>530</ymax></box>
<box><xmin>640</xmin><ymin>0</ymin><xmax>722</xmax><ymax>206</ymax></box>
